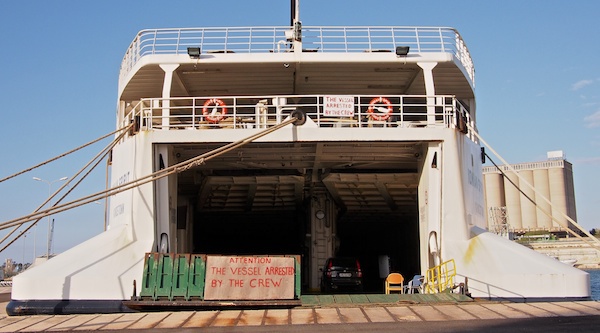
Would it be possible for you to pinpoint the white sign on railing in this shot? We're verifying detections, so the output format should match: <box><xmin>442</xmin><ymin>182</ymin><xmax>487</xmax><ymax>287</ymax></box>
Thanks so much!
<box><xmin>323</xmin><ymin>95</ymin><xmax>355</xmax><ymax>117</ymax></box>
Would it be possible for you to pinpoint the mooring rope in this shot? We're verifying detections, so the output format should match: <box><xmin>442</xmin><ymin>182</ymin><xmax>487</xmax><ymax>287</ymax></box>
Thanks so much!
<box><xmin>0</xmin><ymin>127</ymin><xmax>128</xmax><ymax>184</ymax></box>
<box><xmin>0</xmin><ymin>116</ymin><xmax>298</xmax><ymax>233</ymax></box>
<box><xmin>0</xmin><ymin>123</ymin><xmax>133</xmax><ymax>253</ymax></box>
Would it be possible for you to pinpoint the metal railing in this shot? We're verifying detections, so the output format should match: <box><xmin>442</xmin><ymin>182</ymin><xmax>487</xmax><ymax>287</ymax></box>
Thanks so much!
<box><xmin>482</xmin><ymin>160</ymin><xmax>567</xmax><ymax>174</ymax></box>
<box><xmin>119</xmin><ymin>26</ymin><xmax>474</xmax><ymax>85</ymax></box>
<box><xmin>425</xmin><ymin>259</ymin><xmax>457</xmax><ymax>294</ymax></box>
<box><xmin>122</xmin><ymin>94</ymin><xmax>475</xmax><ymax>140</ymax></box>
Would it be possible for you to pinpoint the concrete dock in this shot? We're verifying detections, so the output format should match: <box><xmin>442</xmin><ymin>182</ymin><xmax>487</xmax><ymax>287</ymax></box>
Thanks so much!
<box><xmin>1</xmin><ymin>287</ymin><xmax>599</xmax><ymax>332</ymax></box>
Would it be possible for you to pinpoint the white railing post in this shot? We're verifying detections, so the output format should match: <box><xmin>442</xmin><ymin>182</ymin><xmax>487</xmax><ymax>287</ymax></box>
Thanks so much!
<box><xmin>159</xmin><ymin>64</ymin><xmax>180</xmax><ymax>130</ymax></box>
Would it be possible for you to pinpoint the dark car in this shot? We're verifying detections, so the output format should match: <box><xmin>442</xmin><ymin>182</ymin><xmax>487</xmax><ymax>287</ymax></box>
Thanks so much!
<box><xmin>321</xmin><ymin>257</ymin><xmax>363</xmax><ymax>293</ymax></box>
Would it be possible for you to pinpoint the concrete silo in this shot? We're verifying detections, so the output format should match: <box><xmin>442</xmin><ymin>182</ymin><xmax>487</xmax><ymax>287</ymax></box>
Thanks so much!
<box><xmin>533</xmin><ymin>168</ymin><xmax>552</xmax><ymax>229</ymax></box>
<box><xmin>503</xmin><ymin>170</ymin><xmax>523</xmax><ymax>230</ymax></box>
<box><xmin>519</xmin><ymin>169</ymin><xmax>536</xmax><ymax>230</ymax></box>
<box><xmin>482</xmin><ymin>151</ymin><xmax>577</xmax><ymax>235</ymax></box>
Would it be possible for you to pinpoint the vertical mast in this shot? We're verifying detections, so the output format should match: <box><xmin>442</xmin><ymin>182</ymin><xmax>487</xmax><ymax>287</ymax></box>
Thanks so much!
<box><xmin>291</xmin><ymin>0</ymin><xmax>302</xmax><ymax>52</ymax></box>
<box><xmin>290</xmin><ymin>0</ymin><xmax>296</xmax><ymax>26</ymax></box>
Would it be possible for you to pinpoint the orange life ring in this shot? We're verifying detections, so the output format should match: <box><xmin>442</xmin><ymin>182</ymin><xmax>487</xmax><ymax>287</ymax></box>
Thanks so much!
<box><xmin>203</xmin><ymin>98</ymin><xmax>228</xmax><ymax>123</ymax></box>
<box><xmin>367</xmin><ymin>97</ymin><xmax>393</xmax><ymax>121</ymax></box>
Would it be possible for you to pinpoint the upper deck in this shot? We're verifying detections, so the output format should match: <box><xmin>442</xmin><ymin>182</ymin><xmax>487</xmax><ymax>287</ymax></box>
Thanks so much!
<box><xmin>115</xmin><ymin>25</ymin><xmax>478</xmax><ymax>148</ymax></box>
<box><xmin>118</xmin><ymin>26</ymin><xmax>475</xmax><ymax>103</ymax></box>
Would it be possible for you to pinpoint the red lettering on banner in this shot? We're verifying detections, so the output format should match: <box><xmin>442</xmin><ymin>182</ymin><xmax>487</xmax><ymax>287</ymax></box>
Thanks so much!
<box><xmin>230</xmin><ymin>266</ymin><xmax>261</xmax><ymax>275</ymax></box>
<box><xmin>264</xmin><ymin>266</ymin><xmax>295</xmax><ymax>275</ymax></box>
<box><xmin>229</xmin><ymin>257</ymin><xmax>272</xmax><ymax>264</ymax></box>
<box><xmin>250</xmin><ymin>278</ymin><xmax>283</xmax><ymax>288</ymax></box>
<box><xmin>211</xmin><ymin>266</ymin><xmax>226</xmax><ymax>275</ymax></box>
<box><xmin>229</xmin><ymin>279</ymin><xmax>244</xmax><ymax>287</ymax></box>
<box><xmin>204</xmin><ymin>256</ymin><xmax>295</xmax><ymax>300</ymax></box>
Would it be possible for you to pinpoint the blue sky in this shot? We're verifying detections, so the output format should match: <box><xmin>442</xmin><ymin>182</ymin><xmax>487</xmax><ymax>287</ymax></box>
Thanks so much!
<box><xmin>1</xmin><ymin>0</ymin><xmax>599</xmax><ymax>264</ymax></box>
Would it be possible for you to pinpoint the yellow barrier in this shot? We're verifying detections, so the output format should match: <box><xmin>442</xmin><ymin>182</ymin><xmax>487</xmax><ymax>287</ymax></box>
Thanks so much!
<box><xmin>425</xmin><ymin>259</ymin><xmax>456</xmax><ymax>293</ymax></box>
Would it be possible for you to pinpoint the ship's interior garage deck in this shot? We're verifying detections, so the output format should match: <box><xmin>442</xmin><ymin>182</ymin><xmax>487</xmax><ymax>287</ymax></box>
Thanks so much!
<box><xmin>171</xmin><ymin>141</ymin><xmax>424</xmax><ymax>293</ymax></box>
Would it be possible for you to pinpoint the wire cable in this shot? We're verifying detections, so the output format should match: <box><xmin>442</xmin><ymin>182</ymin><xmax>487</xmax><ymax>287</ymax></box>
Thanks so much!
<box><xmin>0</xmin><ymin>127</ymin><xmax>128</xmax><ymax>184</ymax></box>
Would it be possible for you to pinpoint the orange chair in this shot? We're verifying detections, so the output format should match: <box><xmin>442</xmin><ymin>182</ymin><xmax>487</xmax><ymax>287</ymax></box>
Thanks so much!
<box><xmin>385</xmin><ymin>273</ymin><xmax>404</xmax><ymax>294</ymax></box>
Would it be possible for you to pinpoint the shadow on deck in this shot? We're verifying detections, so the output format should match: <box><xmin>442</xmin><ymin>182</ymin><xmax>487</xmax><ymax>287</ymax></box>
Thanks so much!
<box><xmin>301</xmin><ymin>293</ymin><xmax>473</xmax><ymax>307</ymax></box>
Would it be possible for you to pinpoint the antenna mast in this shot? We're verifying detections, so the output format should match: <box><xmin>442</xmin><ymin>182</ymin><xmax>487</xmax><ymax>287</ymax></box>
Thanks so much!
<box><xmin>290</xmin><ymin>0</ymin><xmax>296</xmax><ymax>26</ymax></box>
<box><xmin>290</xmin><ymin>0</ymin><xmax>302</xmax><ymax>51</ymax></box>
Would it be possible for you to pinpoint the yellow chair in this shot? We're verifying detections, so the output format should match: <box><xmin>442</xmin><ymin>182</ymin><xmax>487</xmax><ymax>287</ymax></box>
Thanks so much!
<box><xmin>385</xmin><ymin>273</ymin><xmax>404</xmax><ymax>294</ymax></box>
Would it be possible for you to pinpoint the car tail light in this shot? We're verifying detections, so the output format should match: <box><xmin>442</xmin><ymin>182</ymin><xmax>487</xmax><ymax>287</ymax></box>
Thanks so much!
<box><xmin>356</xmin><ymin>259</ymin><xmax>363</xmax><ymax>278</ymax></box>
<box><xmin>326</xmin><ymin>260</ymin><xmax>333</xmax><ymax>278</ymax></box>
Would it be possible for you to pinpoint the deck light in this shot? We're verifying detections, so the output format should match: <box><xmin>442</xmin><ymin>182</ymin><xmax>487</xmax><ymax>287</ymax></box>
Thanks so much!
<box><xmin>187</xmin><ymin>47</ymin><xmax>201</xmax><ymax>59</ymax></box>
<box><xmin>395</xmin><ymin>46</ymin><xmax>410</xmax><ymax>56</ymax></box>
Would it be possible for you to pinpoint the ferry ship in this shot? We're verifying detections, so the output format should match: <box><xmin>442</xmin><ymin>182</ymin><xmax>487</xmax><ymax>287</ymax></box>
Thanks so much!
<box><xmin>8</xmin><ymin>4</ymin><xmax>589</xmax><ymax>315</ymax></box>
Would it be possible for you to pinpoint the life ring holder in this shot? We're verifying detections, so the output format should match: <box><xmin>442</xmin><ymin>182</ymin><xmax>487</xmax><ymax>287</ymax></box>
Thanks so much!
<box><xmin>203</xmin><ymin>98</ymin><xmax>228</xmax><ymax>123</ymax></box>
<box><xmin>367</xmin><ymin>97</ymin><xmax>393</xmax><ymax>121</ymax></box>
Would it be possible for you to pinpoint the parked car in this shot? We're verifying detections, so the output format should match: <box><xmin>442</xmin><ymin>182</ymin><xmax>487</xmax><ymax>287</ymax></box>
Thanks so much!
<box><xmin>321</xmin><ymin>257</ymin><xmax>363</xmax><ymax>293</ymax></box>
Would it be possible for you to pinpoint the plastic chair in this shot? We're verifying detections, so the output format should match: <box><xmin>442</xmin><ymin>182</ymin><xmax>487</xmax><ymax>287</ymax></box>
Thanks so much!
<box><xmin>404</xmin><ymin>275</ymin><xmax>424</xmax><ymax>294</ymax></box>
<box><xmin>385</xmin><ymin>273</ymin><xmax>404</xmax><ymax>294</ymax></box>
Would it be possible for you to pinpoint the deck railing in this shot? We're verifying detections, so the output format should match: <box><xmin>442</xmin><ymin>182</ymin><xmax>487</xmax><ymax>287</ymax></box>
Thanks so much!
<box><xmin>122</xmin><ymin>94</ymin><xmax>475</xmax><ymax>140</ymax></box>
<box><xmin>482</xmin><ymin>160</ymin><xmax>567</xmax><ymax>174</ymax></box>
<box><xmin>119</xmin><ymin>26</ymin><xmax>474</xmax><ymax>86</ymax></box>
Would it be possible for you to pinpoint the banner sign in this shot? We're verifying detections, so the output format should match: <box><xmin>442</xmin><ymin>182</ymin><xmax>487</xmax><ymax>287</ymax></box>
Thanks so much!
<box><xmin>204</xmin><ymin>256</ymin><xmax>295</xmax><ymax>300</ymax></box>
<box><xmin>323</xmin><ymin>95</ymin><xmax>355</xmax><ymax>117</ymax></box>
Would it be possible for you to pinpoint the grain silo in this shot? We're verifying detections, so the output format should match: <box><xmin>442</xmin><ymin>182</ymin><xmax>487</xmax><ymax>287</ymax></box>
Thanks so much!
<box><xmin>482</xmin><ymin>151</ymin><xmax>577</xmax><ymax>235</ymax></box>
<box><xmin>519</xmin><ymin>169</ymin><xmax>536</xmax><ymax>230</ymax></box>
<box><xmin>533</xmin><ymin>168</ymin><xmax>552</xmax><ymax>229</ymax></box>
<box><xmin>503</xmin><ymin>171</ymin><xmax>523</xmax><ymax>230</ymax></box>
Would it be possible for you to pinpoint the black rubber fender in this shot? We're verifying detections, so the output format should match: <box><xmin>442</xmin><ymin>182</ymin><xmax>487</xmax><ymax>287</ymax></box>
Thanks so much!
<box><xmin>6</xmin><ymin>299</ymin><xmax>134</xmax><ymax>316</ymax></box>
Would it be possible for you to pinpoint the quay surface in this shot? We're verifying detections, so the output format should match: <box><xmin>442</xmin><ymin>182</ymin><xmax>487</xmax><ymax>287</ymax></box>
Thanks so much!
<box><xmin>1</xmin><ymin>288</ymin><xmax>599</xmax><ymax>332</ymax></box>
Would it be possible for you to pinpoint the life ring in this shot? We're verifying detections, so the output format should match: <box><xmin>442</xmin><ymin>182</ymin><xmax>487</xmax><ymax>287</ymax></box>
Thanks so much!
<box><xmin>367</xmin><ymin>97</ymin><xmax>393</xmax><ymax>121</ymax></box>
<box><xmin>203</xmin><ymin>98</ymin><xmax>228</xmax><ymax>123</ymax></box>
